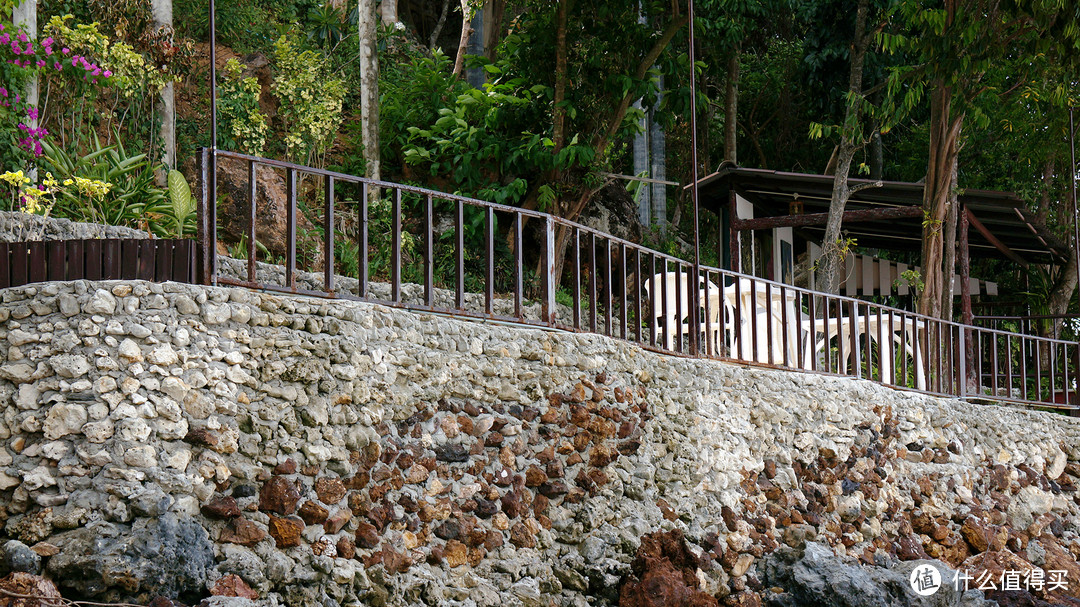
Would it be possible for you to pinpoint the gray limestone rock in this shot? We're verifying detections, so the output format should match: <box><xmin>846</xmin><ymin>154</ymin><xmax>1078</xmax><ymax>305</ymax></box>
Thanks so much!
<box><xmin>46</xmin><ymin>514</ymin><xmax>215</xmax><ymax>603</ymax></box>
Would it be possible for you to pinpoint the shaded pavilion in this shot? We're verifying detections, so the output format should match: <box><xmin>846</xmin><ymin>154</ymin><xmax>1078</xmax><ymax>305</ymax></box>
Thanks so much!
<box><xmin>693</xmin><ymin>165</ymin><xmax>1070</xmax><ymax>323</ymax></box>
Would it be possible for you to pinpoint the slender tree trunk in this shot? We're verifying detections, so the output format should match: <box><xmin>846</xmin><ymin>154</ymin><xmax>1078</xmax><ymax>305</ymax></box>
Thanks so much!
<box><xmin>649</xmin><ymin>78</ymin><xmax>666</xmax><ymax>233</ymax></box>
<box><xmin>451</xmin><ymin>0</ymin><xmax>472</xmax><ymax>77</ymax></box>
<box><xmin>1036</xmin><ymin>158</ymin><xmax>1054</xmax><ymax>223</ymax></box>
<box><xmin>485</xmin><ymin>0</ymin><xmax>505</xmax><ymax>62</ymax></box>
<box><xmin>430</xmin><ymin>0</ymin><xmax>450</xmax><ymax>49</ymax></box>
<box><xmin>815</xmin><ymin>0</ymin><xmax>870</xmax><ymax>294</ymax></box>
<box><xmin>152</xmin><ymin>0</ymin><xmax>175</xmax><ymax>168</ymax></box>
<box><xmin>940</xmin><ymin>154</ymin><xmax>959</xmax><ymax>320</ymax></box>
<box><xmin>13</xmin><ymin>0</ymin><xmax>37</xmax><ymax>155</ymax></box>
<box><xmin>380</xmin><ymin>0</ymin><xmax>398</xmax><ymax>24</ymax></box>
<box><xmin>919</xmin><ymin>83</ymin><xmax>963</xmax><ymax>319</ymax></box>
<box><xmin>552</xmin><ymin>0</ymin><xmax>568</xmax><ymax>153</ymax></box>
<box><xmin>358</xmin><ymin>0</ymin><xmax>380</xmax><ymax>180</ymax></box>
<box><xmin>723</xmin><ymin>47</ymin><xmax>740</xmax><ymax>165</ymax></box>
<box><xmin>870</xmin><ymin>131</ymin><xmax>883</xmax><ymax>180</ymax></box>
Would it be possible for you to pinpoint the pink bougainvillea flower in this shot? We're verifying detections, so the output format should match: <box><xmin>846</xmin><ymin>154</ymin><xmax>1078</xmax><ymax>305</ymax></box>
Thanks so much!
<box><xmin>36</xmin><ymin>60</ymin><xmax>45</xmax><ymax>67</ymax></box>
<box><xmin>11</xmin><ymin>42</ymin><xmax>21</xmax><ymax>53</ymax></box>
<box><xmin>0</xmin><ymin>34</ymin><xmax>9</xmax><ymax>45</ymax></box>
<box><xmin>41</xmin><ymin>37</ymin><xmax>52</xmax><ymax>46</ymax></box>
<box><xmin>103</xmin><ymin>70</ymin><xmax>112</xmax><ymax>77</ymax></box>
<box><xmin>61</xmin><ymin>47</ymin><xmax>69</xmax><ymax>54</ymax></box>
<box><xmin>71</xmin><ymin>57</ymin><xmax>78</xmax><ymax>67</ymax></box>
<box><xmin>16</xmin><ymin>33</ymin><xmax>27</xmax><ymax>42</ymax></box>
<box><xmin>53</xmin><ymin>61</ymin><xmax>60</xmax><ymax>70</ymax></box>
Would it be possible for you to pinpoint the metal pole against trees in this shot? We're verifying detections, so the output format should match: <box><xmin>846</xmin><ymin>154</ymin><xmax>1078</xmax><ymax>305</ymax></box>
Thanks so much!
<box><xmin>688</xmin><ymin>0</ymin><xmax>701</xmax><ymax>355</ymax></box>
<box><xmin>207</xmin><ymin>0</ymin><xmax>218</xmax><ymax>285</ymax></box>
<box><xmin>1071</xmin><ymin>107</ymin><xmax>1078</xmax><ymax>294</ymax></box>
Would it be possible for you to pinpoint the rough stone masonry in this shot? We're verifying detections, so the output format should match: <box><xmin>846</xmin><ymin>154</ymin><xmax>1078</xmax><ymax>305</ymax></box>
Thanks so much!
<box><xmin>0</xmin><ymin>279</ymin><xmax>1078</xmax><ymax>606</ymax></box>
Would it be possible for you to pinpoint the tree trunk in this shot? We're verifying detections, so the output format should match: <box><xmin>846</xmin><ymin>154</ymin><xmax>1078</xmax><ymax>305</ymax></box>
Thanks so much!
<box><xmin>13</xmin><ymin>0</ymin><xmax>37</xmax><ymax>142</ymax></box>
<box><xmin>918</xmin><ymin>82</ymin><xmax>963</xmax><ymax>319</ymax></box>
<box><xmin>358</xmin><ymin>0</ymin><xmax>380</xmax><ymax>180</ymax></box>
<box><xmin>940</xmin><ymin>153</ymin><xmax>959</xmax><ymax>320</ymax></box>
<box><xmin>485</xmin><ymin>0</ymin><xmax>505</xmax><ymax>62</ymax></box>
<box><xmin>633</xmin><ymin>102</ymin><xmax>650</xmax><ymax>225</ymax></box>
<box><xmin>380</xmin><ymin>0</ymin><xmax>398</xmax><ymax>24</ymax></box>
<box><xmin>814</xmin><ymin>0</ymin><xmax>869</xmax><ymax>294</ymax></box>
<box><xmin>649</xmin><ymin>77</ymin><xmax>666</xmax><ymax>233</ymax></box>
<box><xmin>430</xmin><ymin>0</ymin><xmax>450</xmax><ymax>49</ymax></box>
<box><xmin>552</xmin><ymin>0</ymin><xmax>568</xmax><ymax>153</ymax></box>
<box><xmin>451</xmin><ymin>0</ymin><xmax>472</xmax><ymax>77</ymax></box>
<box><xmin>152</xmin><ymin>0</ymin><xmax>175</xmax><ymax>168</ymax></box>
<box><xmin>870</xmin><ymin>131</ymin><xmax>883</xmax><ymax>180</ymax></box>
<box><xmin>723</xmin><ymin>47</ymin><xmax>740</xmax><ymax>165</ymax></box>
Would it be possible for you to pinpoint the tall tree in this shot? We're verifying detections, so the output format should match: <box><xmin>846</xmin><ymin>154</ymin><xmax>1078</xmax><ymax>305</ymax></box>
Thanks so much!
<box><xmin>885</xmin><ymin>0</ymin><xmax>1080</xmax><ymax>319</ymax></box>
<box><xmin>152</xmin><ymin>0</ymin><xmax>175</xmax><ymax>168</ymax></box>
<box><xmin>358</xmin><ymin>0</ymin><xmax>380</xmax><ymax>180</ymax></box>
<box><xmin>812</xmin><ymin>0</ymin><xmax>882</xmax><ymax>294</ymax></box>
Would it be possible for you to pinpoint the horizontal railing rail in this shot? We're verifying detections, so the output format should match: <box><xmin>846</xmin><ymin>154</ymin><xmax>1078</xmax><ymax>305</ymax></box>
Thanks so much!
<box><xmin>197</xmin><ymin>149</ymin><xmax>1079</xmax><ymax>414</ymax></box>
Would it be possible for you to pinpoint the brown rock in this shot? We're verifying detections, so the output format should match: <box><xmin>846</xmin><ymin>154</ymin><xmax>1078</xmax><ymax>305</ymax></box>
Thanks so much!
<box><xmin>267</xmin><ymin>515</ymin><xmax>304</xmax><ymax>548</ymax></box>
<box><xmin>510</xmin><ymin>521</ymin><xmax>537</xmax><ymax>548</ymax></box>
<box><xmin>444</xmin><ymin>540</ymin><xmax>468</xmax><ymax>567</ymax></box>
<box><xmin>216</xmin><ymin>157</ymin><xmax>298</xmax><ymax>258</ymax></box>
<box><xmin>525</xmin><ymin>465</ymin><xmax>548</xmax><ymax>487</ymax></box>
<box><xmin>27</xmin><ymin>543</ymin><xmax>58</xmax><ymax>557</ymax></box>
<box><xmin>960</xmin><ymin>516</ymin><xmax>992</xmax><ymax>553</ymax></box>
<box><xmin>896</xmin><ymin>534</ymin><xmax>930</xmax><ymax>561</ymax></box>
<box><xmin>0</xmin><ymin>573</ymin><xmax>62</xmax><ymax>607</ymax></box>
<box><xmin>298</xmin><ymin>501</ymin><xmax>329</xmax><ymax>526</ymax></box>
<box><xmin>220</xmin><ymin>518</ymin><xmax>268</xmax><ymax>546</ymax></box>
<box><xmin>356</xmin><ymin>521</ymin><xmax>380</xmax><ymax>549</ymax></box>
<box><xmin>1036</xmin><ymin>535</ymin><xmax>1080</xmax><ymax>594</ymax></box>
<box><xmin>315</xmin><ymin>477</ymin><xmax>347</xmax><ymax>504</ymax></box>
<box><xmin>202</xmin><ymin>496</ymin><xmax>242</xmax><ymax>519</ymax></box>
<box><xmin>590</xmin><ymin>444</ymin><xmax>619</xmax><ymax>467</ymax></box>
<box><xmin>273</xmin><ymin>459</ymin><xmax>297</xmax><ymax>475</ymax></box>
<box><xmin>211</xmin><ymin>573</ymin><xmax>258</xmax><ymax>599</ymax></box>
<box><xmin>324</xmin><ymin>509</ymin><xmax>352</xmax><ymax>534</ymax></box>
<box><xmin>336</xmin><ymin>536</ymin><xmax>356</xmax><ymax>559</ymax></box>
<box><xmin>618</xmin><ymin>529</ymin><xmax>718</xmax><ymax>607</ymax></box>
<box><xmin>259</xmin><ymin>476</ymin><xmax>301</xmax><ymax>515</ymax></box>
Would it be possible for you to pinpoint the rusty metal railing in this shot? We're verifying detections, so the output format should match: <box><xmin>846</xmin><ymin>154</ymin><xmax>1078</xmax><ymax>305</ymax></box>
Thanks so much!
<box><xmin>197</xmin><ymin>149</ymin><xmax>1079</xmax><ymax>414</ymax></box>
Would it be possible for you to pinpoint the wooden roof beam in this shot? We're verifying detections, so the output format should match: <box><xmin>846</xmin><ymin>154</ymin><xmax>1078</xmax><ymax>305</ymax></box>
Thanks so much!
<box><xmin>731</xmin><ymin>205</ymin><xmax>923</xmax><ymax>231</ymax></box>
<box><xmin>966</xmin><ymin>208</ymin><xmax>1029</xmax><ymax>269</ymax></box>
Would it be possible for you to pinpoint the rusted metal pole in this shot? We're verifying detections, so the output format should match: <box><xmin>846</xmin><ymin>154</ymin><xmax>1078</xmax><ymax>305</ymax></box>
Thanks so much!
<box><xmin>688</xmin><ymin>0</ymin><xmax>701</xmax><ymax>356</ymax></box>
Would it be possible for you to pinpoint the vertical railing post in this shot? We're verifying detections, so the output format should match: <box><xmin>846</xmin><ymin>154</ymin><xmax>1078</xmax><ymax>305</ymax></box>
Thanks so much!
<box><xmin>196</xmin><ymin>147</ymin><xmax>211</xmax><ymax>285</ymax></box>
<box><xmin>324</xmin><ymin>176</ymin><xmax>335</xmax><ymax>294</ymax></box>
<box><xmin>285</xmin><ymin>168</ymin><xmax>297</xmax><ymax>291</ymax></box>
<box><xmin>359</xmin><ymin>182</ymin><xmax>369</xmax><ymax>299</ymax></box>
<box><xmin>543</xmin><ymin>216</ymin><xmax>557</xmax><ymax>326</ymax></box>
<box><xmin>425</xmin><ymin>195</ymin><xmax>434</xmax><ymax>307</ymax></box>
<box><xmin>958</xmin><ymin>323</ymin><xmax>966</xmax><ymax>398</ymax></box>
<box><xmin>392</xmin><ymin>189</ymin><xmax>402</xmax><ymax>303</ymax></box>
<box><xmin>247</xmin><ymin>160</ymin><xmax>257</xmax><ymax>283</ymax></box>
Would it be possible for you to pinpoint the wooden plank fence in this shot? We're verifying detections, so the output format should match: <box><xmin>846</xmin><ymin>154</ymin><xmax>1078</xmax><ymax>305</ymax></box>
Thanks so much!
<box><xmin>0</xmin><ymin>239</ymin><xmax>195</xmax><ymax>289</ymax></box>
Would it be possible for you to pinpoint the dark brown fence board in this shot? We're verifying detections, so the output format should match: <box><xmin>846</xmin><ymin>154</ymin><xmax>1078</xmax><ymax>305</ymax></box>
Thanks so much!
<box><xmin>121</xmin><ymin>240</ymin><xmax>139</xmax><ymax>279</ymax></box>
<box><xmin>0</xmin><ymin>243</ymin><xmax>10</xmax><ymax>288</ymax></box>
<box><xmin>28</xmin><ymin>241</ymin><xmax>46</xmax><ymax>284</ymax></box>
<box><xmin>138</xmin><ymin>240</ymin><xmax>155</xmax><ymax>281</ymax></box>
<box><xmin>0</xmin><ymin>238</ymin><xmax>195</xmax><ymax>289</ymax></box>
<box><xmin>155</xmin><ymin>240</ymin><xmax>171</xmax><ymax>281</ymax></box>
<box><xmin>85</xmin><ymin>240</ymin><xmax>102</xmax><ymax>280</ymax></box>
<box><xmin>47</xmin><ymin>242</ymin><xmax>66</xmax><ymax>282</ymax></box>
<box><xmin>11</xmin><ymin>242</ymin><xmax>28</xmax><ymax>287</ymax></box>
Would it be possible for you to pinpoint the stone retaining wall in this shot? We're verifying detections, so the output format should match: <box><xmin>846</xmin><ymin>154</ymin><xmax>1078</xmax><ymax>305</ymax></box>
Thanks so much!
<box><xmin>0</xmin><ymin>211</ymin><xmax>149</xmax><ymax>242</ymax></box>
<box><xmin>0</xmin><ymin>279</ymin><xmax>1078</xmax><ymax>606</ymax></box>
